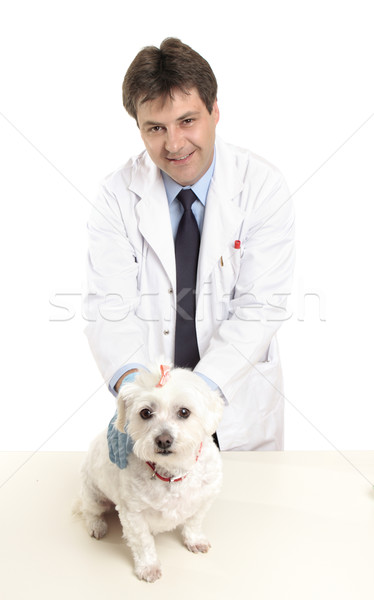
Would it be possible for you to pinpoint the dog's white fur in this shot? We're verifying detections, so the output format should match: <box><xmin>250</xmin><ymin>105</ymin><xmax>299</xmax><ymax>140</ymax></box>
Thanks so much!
<box><xmin>76</xmin><ymin>365</ymin><xmax>224</xmax><ymax>582</ymax></box>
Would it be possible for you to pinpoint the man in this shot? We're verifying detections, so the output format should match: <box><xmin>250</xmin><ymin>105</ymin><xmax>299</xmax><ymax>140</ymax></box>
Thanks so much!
<box><xmin>84</xmin><ymin>38</ymin><xmax>295</xmax><ymax>464</ymax></box>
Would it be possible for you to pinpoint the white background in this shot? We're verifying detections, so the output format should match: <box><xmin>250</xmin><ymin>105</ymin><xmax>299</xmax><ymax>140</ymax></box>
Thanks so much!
<box><xmin>1</xmin><ymin>0</ymin><xmax>373</xmax><ymax>452</ymax></box>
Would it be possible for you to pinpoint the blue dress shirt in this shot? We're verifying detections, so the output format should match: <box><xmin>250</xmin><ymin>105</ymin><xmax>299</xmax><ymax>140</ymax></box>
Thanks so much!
<box><xmin>161</xmin><ymin>149</ymin><xmax>215</xmax><ymax>238</ymax></box>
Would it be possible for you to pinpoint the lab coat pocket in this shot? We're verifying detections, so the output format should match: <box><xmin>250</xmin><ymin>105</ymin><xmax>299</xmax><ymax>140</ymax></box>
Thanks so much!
<box><xmin>249</xmin><ymin>337</ymin><xmax>283</xmax><ymax>418</ymax></box>
<box><xmin>213</xmin><ymin>243</ymin><xmax>242</xmax><ymax>302</ymax></box>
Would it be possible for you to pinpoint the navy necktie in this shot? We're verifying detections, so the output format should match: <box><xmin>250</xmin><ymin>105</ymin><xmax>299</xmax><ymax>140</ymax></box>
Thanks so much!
<box><xmin>174</xmin><ymin>189</ymin><xmax>200</xmax><ymax>369</ymax></box>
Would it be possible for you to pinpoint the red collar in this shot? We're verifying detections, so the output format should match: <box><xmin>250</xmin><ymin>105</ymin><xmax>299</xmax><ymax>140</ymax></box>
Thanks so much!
<box><xmin>146</xmin><ymin>442</ymin><xmax>203</xmax><ymax>484</ymax></box>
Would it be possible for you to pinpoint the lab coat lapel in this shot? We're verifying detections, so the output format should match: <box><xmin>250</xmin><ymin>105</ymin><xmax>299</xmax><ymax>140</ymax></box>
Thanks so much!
<box><xmin>130</xmin><ymin>154</ymin><xmax>176</xmax><ymax>287</ymax></box>
<box><xmin>197</xmin><ymin>139</ymin><xmax>246</xmax><ymax>294</ymax></box>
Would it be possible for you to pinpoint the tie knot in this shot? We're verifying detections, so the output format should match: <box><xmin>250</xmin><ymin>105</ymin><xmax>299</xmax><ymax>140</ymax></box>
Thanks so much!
<box><xmin>177</xmin><ymin>189</ymin><xmax>197</xmax><ymax>212</ymax></box>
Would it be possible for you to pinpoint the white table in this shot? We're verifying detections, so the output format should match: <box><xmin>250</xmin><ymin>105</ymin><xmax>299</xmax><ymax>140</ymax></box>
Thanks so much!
<box><xmin>1</xmin><ymin>451</ymin><xmax>374</xmax><ymax>599</ymax></box>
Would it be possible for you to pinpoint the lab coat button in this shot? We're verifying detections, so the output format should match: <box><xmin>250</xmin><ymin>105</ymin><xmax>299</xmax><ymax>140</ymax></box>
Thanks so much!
<box><xmin>163</xmin><ymin>329</ymin><xmax>170</xmax><ymax>335</ymax></box>
<box><xmin>168</xmin><ymin>288</ymin><xmax>173</xmax><ymax>294</ymax></box>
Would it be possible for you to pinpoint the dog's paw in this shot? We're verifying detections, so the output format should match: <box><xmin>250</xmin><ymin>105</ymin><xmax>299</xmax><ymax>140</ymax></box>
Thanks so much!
<box><xmin>136</xmin><ymin>563</ymin><xmax>162</xmax><ymax>583</ymax></box>
<box><xmin>184</xmin><ymin>540</ymin><xmax>211</xmax><ymax>554</ymax></box>
<box><xmin>88</xmin><ymin>517</ymin><xmax>108</xmax><ymax>540</ymax></box>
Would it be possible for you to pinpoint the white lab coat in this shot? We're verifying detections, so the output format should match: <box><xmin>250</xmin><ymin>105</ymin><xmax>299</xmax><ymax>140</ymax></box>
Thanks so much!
<box><xmin>84</xmin><ymin>137</ymin><xmax>295</xmax><ymax>451</ymax></box>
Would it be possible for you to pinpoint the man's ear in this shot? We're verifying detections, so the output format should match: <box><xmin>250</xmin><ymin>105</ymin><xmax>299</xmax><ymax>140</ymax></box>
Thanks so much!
<box><xmin>212</xmin><ymin>98</ymin><xmax>220</xmax><ymax>126</ymax></box>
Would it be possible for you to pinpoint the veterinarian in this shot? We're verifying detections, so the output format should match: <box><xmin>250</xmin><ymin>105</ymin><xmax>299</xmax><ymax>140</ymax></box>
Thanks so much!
<box><xmin>84</xmin><ymin>38</ymin><xmax>295</xmax><ymax>464</ymax></box>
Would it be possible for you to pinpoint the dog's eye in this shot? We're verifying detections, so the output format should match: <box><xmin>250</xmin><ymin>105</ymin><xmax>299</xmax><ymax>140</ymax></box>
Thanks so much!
<box><xmin>140</xmin><ymin>408</ymin><xmax>153</xmax><ymax>420</ymax></box>
<box><xmin>177</xmin><ymin>408</ymin><xmax>190</xmax><ymax>419</ymax></box>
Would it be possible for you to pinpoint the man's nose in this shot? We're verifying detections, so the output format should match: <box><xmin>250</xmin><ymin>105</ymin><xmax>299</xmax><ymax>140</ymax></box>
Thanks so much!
<box><xmin>165</xmin><ymin>128</ymin><xmax>184</xmax><ymax>155</ymax></box>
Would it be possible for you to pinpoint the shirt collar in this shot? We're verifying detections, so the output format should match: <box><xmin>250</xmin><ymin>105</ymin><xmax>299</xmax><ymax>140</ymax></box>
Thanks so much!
<box><xmin>161</xmin><ymin>147</ymin><xmax>216</xmax><ymax>206</ymax></box>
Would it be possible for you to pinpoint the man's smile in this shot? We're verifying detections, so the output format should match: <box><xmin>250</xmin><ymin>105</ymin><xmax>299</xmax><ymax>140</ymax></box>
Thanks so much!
<box><xmin>166</xmin><ymin>151</ymin><xmax>195</xmax><ymax>163</ymax></box>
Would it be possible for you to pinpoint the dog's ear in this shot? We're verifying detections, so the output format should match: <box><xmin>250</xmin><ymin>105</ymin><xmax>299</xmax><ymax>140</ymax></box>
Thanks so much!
<box><xmin>115</xmin><ymin>383</ymin><xmax>137</xmax><ymax>433</ymax></box>
<box><xmin>200</xmin><ymin>388</ymin><xmax>224</xmax><ymax>436</ymax></box>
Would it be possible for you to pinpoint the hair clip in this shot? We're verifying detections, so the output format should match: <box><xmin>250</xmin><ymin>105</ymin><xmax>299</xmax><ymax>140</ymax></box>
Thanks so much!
<box><xmin>156</xmin><ymin>364</ymin><xmax>171</xmax><ymax>387</ymax></box>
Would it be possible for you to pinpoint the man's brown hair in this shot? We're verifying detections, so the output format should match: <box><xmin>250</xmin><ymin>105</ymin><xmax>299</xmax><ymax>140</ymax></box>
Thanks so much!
<box><xmin>122</xmin><ymin>38</ymin><xmax>218</xmax><ymax>122</ymax></box>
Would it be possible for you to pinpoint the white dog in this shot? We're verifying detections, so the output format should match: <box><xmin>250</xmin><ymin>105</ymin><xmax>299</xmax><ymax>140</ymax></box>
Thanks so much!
<box><xmin>76</xmin><ymin>364</ymin><xmax>224</xmax><ymax>582</ymax></box>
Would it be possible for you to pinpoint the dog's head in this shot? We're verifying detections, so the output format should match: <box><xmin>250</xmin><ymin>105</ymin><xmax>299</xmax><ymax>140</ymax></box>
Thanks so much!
<box><xmin>116</xmin><ymin>365</ymin><xmax>224</xmax><ymax>467</ymax></box>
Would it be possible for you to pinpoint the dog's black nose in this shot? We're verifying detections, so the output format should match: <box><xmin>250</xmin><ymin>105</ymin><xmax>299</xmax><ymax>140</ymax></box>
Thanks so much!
<box><xmin>155</xmin><ymin>433</ymin><xmax>174</xmax><ymax>450</ymax></box>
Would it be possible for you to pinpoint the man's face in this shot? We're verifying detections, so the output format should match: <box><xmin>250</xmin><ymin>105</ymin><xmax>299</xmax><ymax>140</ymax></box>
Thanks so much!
<box><xmin>137</xmin><ymin>88</ymin><xmax>219</xmax><ymax>187</ymax></box>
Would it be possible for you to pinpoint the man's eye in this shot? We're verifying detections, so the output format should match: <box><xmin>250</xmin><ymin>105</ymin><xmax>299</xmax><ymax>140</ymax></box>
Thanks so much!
<box><xmin>177</xmin><ymin>408</ymin><xmax>190</xmax><ymax>419</ymax></box>
<box><xmin>150</xmin><ymin>126</ymin><xmax>163</xmax><ymax>132</ymax></box>
<box><xmin>140</xmin><ymin>408</ymin><xmax>153</xmax><ymax>420</ymax></box>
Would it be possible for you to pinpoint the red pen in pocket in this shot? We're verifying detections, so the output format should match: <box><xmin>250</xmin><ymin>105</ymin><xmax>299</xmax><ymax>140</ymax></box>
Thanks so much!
<box><xmin>221</xmin><ymin>241</ymin><xmax>241</xmax><ymax>267</ymax></box>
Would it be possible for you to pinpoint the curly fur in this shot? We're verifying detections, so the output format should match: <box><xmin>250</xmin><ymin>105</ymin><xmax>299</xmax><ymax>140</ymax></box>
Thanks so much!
<box><xmin>75</xmin><ymin>365</ymin><xmax>224</xmax><ymax>582</ymax></box>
